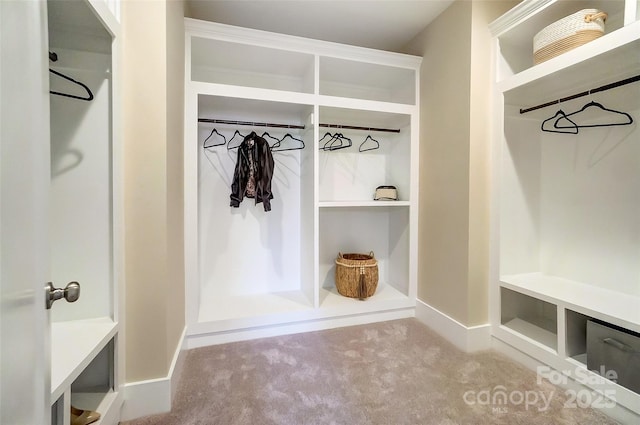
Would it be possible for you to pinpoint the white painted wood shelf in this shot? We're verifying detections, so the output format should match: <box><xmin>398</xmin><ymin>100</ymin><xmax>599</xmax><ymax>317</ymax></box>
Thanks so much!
<box><xmin>501</xmin><ymin>317</ymin><xmax>557</xmax><ymax>351</ymax></box>
<box><xmin>319</xmin><ymin>201</ymin><xmax>410</xmax><ymax>208</ymax></box>
<box><xmin>501</xmin><ymin>273</ymin><xmax>640</xmax><ymax>332</ymax></box>
<box><xmin>51</xmin><ymin>318</ymin><xmax>117</xmax><ymax>402</ymax></box>
<box><xmin>71</xmin><ymin>390</ymin><xmax>121</xmax><ymax>425</ymax></box>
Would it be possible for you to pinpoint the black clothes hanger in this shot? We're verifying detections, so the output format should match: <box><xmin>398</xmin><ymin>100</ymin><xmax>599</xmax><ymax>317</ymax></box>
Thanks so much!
<box><xmin>203</xmin><ymin>128</ymin><xmax>226</xmax><ymax>148</ymax></box>
<box><xmin>359</xmin><ymin>135</ymin><xmax>380</xmax><ymax>152</ymax></box>
<box><xmin>227</xmin><ymin>130</ymin><xmax>246</xmax><ymax>150</ymax></box>
<box><xmin>319</xmin><ymin>132</ymin><xmax>337</xmax><ymax>150</ymax></box>
<box><xmin>324</xmin><ymin>133</ymin><xmax>352</xmax><ymax>151</ymax></box>
<box><xmin>554</xmin><ymin>101</ymin><xmax>634</xmax><ymax>129</ymax></box>
<box><xmin>49</xmin><ymin>51</ymin><xmax>93</xmax><ymax>101</ymax></box>
<box><xmin>272</xmin><ymin>133</ymin><xmax>305</xmax><ymax>152</ymax></box>
<box><xmin>261</xmin><ymin>131</ymin><xmax>281</xmax><ymax>149</ymax></box>
<box><xmin>320</xmin><ymin>132</ymin><xmax>351</xmax><ymax>151</ymax></box>
<box><xmin>541</xmin><ymin>110</ymin><xmax>579</xmax><ymax>134</ymax></box>
<box><xmin>49</xmin><ymin>69</ymin><xmax>94</xmax><ymax>101</ymax></box>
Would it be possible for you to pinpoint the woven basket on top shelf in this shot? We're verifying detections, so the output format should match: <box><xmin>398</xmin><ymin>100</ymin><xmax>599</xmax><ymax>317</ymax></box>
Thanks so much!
<box><xmin>533</xmin><ymin>9</ymin><xmax>607</xmax><ymax>65</ymax></box>
<box><xmin>335</xmin><ymin>252</ymin><xmax>378</xmax><ymax>300</ymax></box>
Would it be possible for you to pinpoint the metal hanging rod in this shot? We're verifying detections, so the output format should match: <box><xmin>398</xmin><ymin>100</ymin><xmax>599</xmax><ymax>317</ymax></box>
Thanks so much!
<box><xmin>198</xmin><ymin>118</ymin><xmax>401</xmax><ymax>134</ymax></box>
<box><xmin>520</xmin><ymin>74</ymin><xmax>640</xmax><ymax>114</ymax></box>
<box><xmin>319</xmin><ymin>123</ymin><xmax>400</xmax><ymax>133</ymax></box>
<box><xmin>198</xmin><ymin>118</ymin><xmax>305</xmax><ymax>130</ymax></box>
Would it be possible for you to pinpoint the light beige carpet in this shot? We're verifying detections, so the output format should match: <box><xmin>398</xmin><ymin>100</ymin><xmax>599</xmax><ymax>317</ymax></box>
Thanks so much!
<box><xmin>121</xmin><ymin>319</ymin><xmax>619</xmax><ymax>424</ymax></box>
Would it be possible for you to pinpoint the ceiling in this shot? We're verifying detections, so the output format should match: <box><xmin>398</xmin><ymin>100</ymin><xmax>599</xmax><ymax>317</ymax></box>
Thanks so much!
<box><xmin>185</xmin><ymin>0</ymin><xmax>455</xmax><ymax>53</ymax></box>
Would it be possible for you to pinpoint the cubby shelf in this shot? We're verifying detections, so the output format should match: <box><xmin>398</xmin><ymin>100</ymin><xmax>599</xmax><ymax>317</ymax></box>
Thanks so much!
<box><xmin>71</xmin><ymin>390</ymin><xmax>120</xmax><ymax>425</ymax></box>
<box><xmin>319</xmin><ymin>201</ymin><xmax>410</xmax><ymax>208</ymax></box>
<box><xmin>501</xmin><ymin>318</ymin><xmax>558</xmax><ymax>351</ymax></box>
<box><xmin>51</xmin><ymin>318</ymin><xmax>117</xmax><ymax>402</ymax></box>
<box><xmin>501</xmin><ymin>274</ymin><xmax>640</xmax><ymax>332</ymax></box>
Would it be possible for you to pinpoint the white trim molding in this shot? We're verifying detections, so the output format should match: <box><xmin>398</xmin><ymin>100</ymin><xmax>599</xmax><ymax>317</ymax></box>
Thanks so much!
<box><xmin>415</xmin><ymin>299</ymin><xmax>491</xmax><ymax>352</ymax></box>
<box><xmin>120</xmin><ymin>327</ymin><xmax>187</xmax><ymax>421</ymax></box>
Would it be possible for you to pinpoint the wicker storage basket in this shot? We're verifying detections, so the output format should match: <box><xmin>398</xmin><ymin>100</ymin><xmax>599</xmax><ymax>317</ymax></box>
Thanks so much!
<box><xmin>335</xmin><ymin>252</ymin><xmax>378</xmax><ymax>300</ymax></box>
<box><xmin>533</xmin><ymin>9</ymin><xmax>607</xmax><ymax>65</ymax></box>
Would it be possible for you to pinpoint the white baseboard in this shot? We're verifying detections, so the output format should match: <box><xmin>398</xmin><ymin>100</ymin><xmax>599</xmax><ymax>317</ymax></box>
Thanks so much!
<box><xmin>120</xmin><ymin>326</ymin><xmax>187</xmax><ymax>421</ymax></box>
<box><xmin>414</xmin><ymin>299</ymin><xmax>491</xmax><ymax>352</ymax></box>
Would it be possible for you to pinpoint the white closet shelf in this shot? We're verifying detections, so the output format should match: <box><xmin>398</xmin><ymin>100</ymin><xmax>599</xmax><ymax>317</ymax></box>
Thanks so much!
<box><xmin>569</xmin><ymin>353</ymin><xmax>588</xmax><ymax>365</ymax></box>
<box><xmin>501</xmin><ymin>273</ymin><xmax>640</xmax><ymax>332</ymax></box>
<box><xmin>71</xmin><ymin>389</ymin><xmax>120</xmax><ymax>425</ymax></box>
<box><xmin>501</xmin><ymin>317</ymin><xmax>558</xmax><ymax>350</ymax></box>
<box><xmin>317</xmin><ymin>95</ymin><xmax>417</xmax><ymax>114</ymax></box>
<box><xmin>193</xmin><ymin>283</ymin><xmax>412</xmax><ymax>332</ymax></box>
<box><xmin>190</xmin><ymin>81</ymin><xmax>317</xmax><ymax>107</ymax></box>
<box><xmin>319</xmin><ymin>201</ymin><xmax>410</xmax><ymax>208</ymax></box>
<box><xmin>319</xmin><ymin>282</ymin><xmax>412</xmax><ymax>311</ymax></box>
<box><xmin>498</xmin><ymin>21</ymin><xmax>640</xmax><ymax>104</ymax></box>
<box><xmin>51</xmin><ymin>317</ymin><xmax>118</xmax><ymax>401</ymax></box>
<box><xmin>197</xmin><ymin>290</ymin><xmax>314</xmax><ymax>325</ymax></box>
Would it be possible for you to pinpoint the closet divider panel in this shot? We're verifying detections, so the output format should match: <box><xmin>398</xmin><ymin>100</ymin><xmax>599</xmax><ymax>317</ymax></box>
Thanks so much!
<box><xmin>299</xmin><ymin>117</ymin><xmax>317</xmax><ymax>307</ymax></box>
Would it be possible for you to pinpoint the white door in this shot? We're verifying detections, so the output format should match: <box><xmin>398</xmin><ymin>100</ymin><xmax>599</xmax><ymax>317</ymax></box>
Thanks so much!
<box><xmin>0</xmin><ymin>1</ymin><xmax>51</xmax><ymax>424</ymax></box>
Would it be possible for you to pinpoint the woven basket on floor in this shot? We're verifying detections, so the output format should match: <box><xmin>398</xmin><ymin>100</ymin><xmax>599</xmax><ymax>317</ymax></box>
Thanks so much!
<box><xmin>335</xmin><ymin>252</ymin><xmax>378</xmax><ymax>300</ymax></box>
<box><xmin>533</xmin><ymin>9</ymin><xmax>607</xmax><ymax>65</ymax></box>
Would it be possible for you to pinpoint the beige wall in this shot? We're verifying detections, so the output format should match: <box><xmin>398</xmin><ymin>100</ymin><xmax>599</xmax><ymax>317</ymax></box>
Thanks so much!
<box><xmin>122</xmin><ymin>0</ymin><xmax>185</xmax><ymax>382</ymax></box>
<box><xmin>402</xmin><ymin>0</ymin><xmax>516</xmax><ymax>326</ymax></box>
<box><xmin>118</xmin><ymin>0</ymin><xmax>513</xmax><ymax>381</ymax></box>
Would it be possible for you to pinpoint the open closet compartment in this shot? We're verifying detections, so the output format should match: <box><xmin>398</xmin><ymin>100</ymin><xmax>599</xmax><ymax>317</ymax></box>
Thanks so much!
<box><xmin>319</xmin><ymin>57</ymin><xmax>416</xmax><ymax>104</ymax></box>
<box><xmin>47</xmin><ymin>0</ymin><xmax>122</xmax><ymax>424</ymax></box>
<box><xmin>317</xmin><ymin>106</ymin><xmax>413</xmax><ymax>311</ymax></box>
<box><xmin>318</xmin><ymin>106</ymin><xmax>411</xmax><ymax>203</ymax></box>
<box><xmin>490</xmin><ymin>0</ymin><xmax>640</xmax><ymax>419</ymax></box>
<box><xmin>196</xmin><ymin>95</ymin><xmax>316</xmax><ymax>326</ymax></box>
<box><xmin>493</xmin><ymin>0</ymin><xmax>628</xmax><ymax>80</ymax></box>
<box><xmin>51</xmin><ymin>340</ymin><xmax>117</xmax><ymax>425</ymax></box>
<box><xmin>500</xmin><ymin>287</ymin><xmax>557</xmax><ymax>351</ymax></box>
<box><xmin>319</xmin><ymin>206</ymin><xmax>411</xmax><ymax>311</ymax></box>
<box><xmin>184</xmin><ymin>19</ymin><xmax>420</xmax><ymax>346</ymax></box>
<box><xmin>191</xmin><ymin>34</ymin><xmax>315</xmax><ymax>93</ymax></box>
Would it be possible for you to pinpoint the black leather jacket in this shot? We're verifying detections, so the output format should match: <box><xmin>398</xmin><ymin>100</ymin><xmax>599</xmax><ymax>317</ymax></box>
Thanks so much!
<box><xmin>230</xmin><ymin>132</ymin><xmax>275</xmax><ymax>211</ymax></box>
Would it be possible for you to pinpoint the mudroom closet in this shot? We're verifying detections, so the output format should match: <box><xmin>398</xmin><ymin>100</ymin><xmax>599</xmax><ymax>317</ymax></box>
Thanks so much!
<box><xmin>489</xmin><ymin>0</ymin><xmax>640</xmax><ymax>420</ymax></box>
<box><xmin>184</xmin><ymin>20</ymin><xmax>420</xmax><ymax>346</ymax></box>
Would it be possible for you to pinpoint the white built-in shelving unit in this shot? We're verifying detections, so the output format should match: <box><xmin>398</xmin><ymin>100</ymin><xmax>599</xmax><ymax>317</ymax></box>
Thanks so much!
<box><xmin>47</xmin><ymin>1</ymin><xmax>122</xmax><ymax>424</ymax></box>
<box><xmin>489</xmin><ymin>0</ymin><xmax>640</xmax><ymax>421</ymax></box>
<box><xmin>183</xmin><ymin>19</ymin><xmax>420</xmax><ymax>346</ymax></box>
